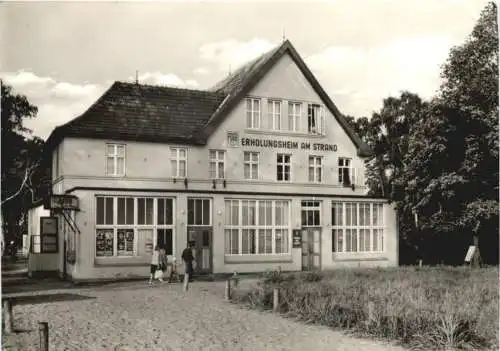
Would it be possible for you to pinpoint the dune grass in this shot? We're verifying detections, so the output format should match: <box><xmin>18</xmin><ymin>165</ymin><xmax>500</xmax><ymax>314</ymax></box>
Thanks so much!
<box><xmin>231</xmin><ymin>266</ymin><xmax>499</xmax><ymax>350</ymax></box>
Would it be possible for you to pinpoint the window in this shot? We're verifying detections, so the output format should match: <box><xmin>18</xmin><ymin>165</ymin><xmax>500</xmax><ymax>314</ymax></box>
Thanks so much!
<box><xmin>338</xmin><ymin>158</ymin><xmax>355</xmax><ymax>186</ymax></box>
<box><xmin>331</xmin><ymin>202</ymin><xmax>384</xmax><ymax>253</ymax></box>
<box><xmin>267</xmin><ymin>100</ymin><xmax>281</xmax><ymax>130</ymax></box>
<box><xmin>277</xmin><ymin>154</ymin><xmax>291</xmax><ymax>182</ymax></box>
<box><xmin>53</xmin><ymin>147</ymin><xmax>60</xmax><ymax>180</ymax></box>
<box><xmin>105</xmin><ymin>144</ymin><xmax>125</xmax><ymax>176</ymax></box>
<box><xmin>224</xmin><ymin>199</ymin><xmax>290</xmax><ymax>255</ymax></box>
<box><xmin>209</xmin><ymin>150</ymin><xmax>225</xmax><ymax>179</ymax></box>
<box><xmin>95</xmin><ymin>196</ymin><xmax>175</xmax><ymax>257</ymax></box>
<box><xmin>188</xmin><ymin>198</ymin><xmax>211</xmax><ymax>226</ymax></box>
<box><xmin>246</xmin><ymin>98</ymin><xmax>261</xmax><ymax>129</ymax></box>
<box><xmin>244</xmin><ymin>152</ymin><xmax>259</xmax><ymax>180</ymax></box>
<box><xmin>301</xmin><ymin>201</ymin><xmax>321</xmax><ymax>226</ymax></box>
<box><xmin>307</xmin><ymin>104</ymin><xmax>324</xmax><ymax>135</ymax></box>
<box><xmin>308</xmin><ymin>156</ymin><xmax>322</xmax><ymax>183</ymax></box>
<box><xmin>171</xmin><ymin>147</ymin><xmax>187</xmax><ymax>178</ymax></box>
<box><xmin>288</xmin><ymin>102</ymin><xmax>301</xmax><ymax>132</ymax></box>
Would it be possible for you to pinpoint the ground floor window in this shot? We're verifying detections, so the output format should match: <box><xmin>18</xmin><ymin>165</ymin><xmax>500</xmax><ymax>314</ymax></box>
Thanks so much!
<box><xmin>95</xmin><ymin>196</ymin><xmax>175</xmax><ymax>257</ymax></box>
<box><xmin>224</xmin><ymin>199</ymin><xmax>290</xmax><ymax>255</ymax></box>
<box><xmin>331</xmin><ymin>202</ymin><xmax>384</xmax><ymax>253</ymax></box>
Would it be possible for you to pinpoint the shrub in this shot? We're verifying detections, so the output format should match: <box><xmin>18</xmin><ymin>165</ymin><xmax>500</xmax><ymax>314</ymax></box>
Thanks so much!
<box><xmin>232</xmin><ymin>266</ymin><xmax>499</xmax><ymax>350</ymax></box>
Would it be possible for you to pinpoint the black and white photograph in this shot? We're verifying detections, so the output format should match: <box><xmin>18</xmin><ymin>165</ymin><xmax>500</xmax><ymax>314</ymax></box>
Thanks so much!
<box><xmin>1</xmin><ymin>1</ymin><xmax>498</xmax><ymax>350</ymax></box>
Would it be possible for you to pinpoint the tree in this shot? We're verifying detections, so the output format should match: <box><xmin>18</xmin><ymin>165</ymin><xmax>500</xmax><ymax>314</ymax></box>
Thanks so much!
<box><xmin>1</xmin><ymin>81</ymin><xmax>49</xmax><ymax>246</ymax></box>
<box><xmin>394</xmin><ymin>2</ymin><xmax>499</xmax><ymax>264</ymax></box>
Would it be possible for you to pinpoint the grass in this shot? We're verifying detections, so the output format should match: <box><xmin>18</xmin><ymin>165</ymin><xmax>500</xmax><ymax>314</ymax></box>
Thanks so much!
<box><xmin>231</xmin><ymin>266</ymin><xmax>499</xmax><ymax>350</ymax></box>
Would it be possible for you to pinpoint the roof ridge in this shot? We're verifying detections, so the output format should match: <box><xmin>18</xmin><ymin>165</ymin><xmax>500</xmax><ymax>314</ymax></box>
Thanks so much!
<box><xmin>114</xmin><ymin>81</ymin><xmax>223</xmax><ymax>95</ymax></box>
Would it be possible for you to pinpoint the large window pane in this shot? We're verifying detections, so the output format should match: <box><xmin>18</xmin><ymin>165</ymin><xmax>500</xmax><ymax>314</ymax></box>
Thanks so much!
<box><xmin>241</xmin><ymin>229</ymin><xmax>256</xmax><ymax>254</ymax></box>
<box><xmin>203</xmin><ymin>200</ymin><xmax>210</xmax><ymax>225</ymax></box>
<box><xmin>105</xmin><ymin>198</ymin><xmax>113</xmax><ymax>224</ymax></box>
<box><xmin>275</xmin><ymin>229</ymin><xmax>288</xmax><ymax>253</ymax></box>
<box><xmin>96</xmin><ymin>197</ymin><xmax>105</xmax><ymax>225</ymax></box>
<box><xmin>258</xmin><ymin>229</ymin><xmax>272</xmax><ymax>254</ymax></box>
<box><xmin>157</xmin><ymin>229</ymin><xmax>173</xmax><ymax>255</ymax></box>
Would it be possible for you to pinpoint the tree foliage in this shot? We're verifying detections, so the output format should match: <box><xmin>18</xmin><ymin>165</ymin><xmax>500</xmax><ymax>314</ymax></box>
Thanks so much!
<box><xmin>347</xmin><ymin>2</ymin><xmax>498</xmax><ymax>264</ymax></box>
<box><xmin>1</xmin><ymin>81</ymin><xmax>50</xmax><ymax>243</ymax></box>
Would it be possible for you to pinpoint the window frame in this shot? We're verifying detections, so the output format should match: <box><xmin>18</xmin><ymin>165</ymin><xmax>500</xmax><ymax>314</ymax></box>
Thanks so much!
<box><xmin>224</xmin><ymin>199</ymin><xmax>291</xmax><ymax>255</ymax></box>
<box><xmin>307</xmin><ymin>104</ymin><xmax>325</xmax><ymax>135</ymax></box>
<box><xmin>170</xmin><ymin>147</ymin><xmax>187</xmax><ymax>179</ymax></box>
<box><xmin>246</xmin><ymin>98</ymin><xmax>261</xmax><ymax>129</ymax></box>
<box><xmin>95</xmin><ymin>196</ymin><xmax>176</xmax><ymax>257</ymax></box>
<box><xmin>338</xmin><ymin>157</ymin><xmax>355</xmax><ymax>186</ymax></box>
<box><xmin>308</xmin><ymin>155</ymin><xmax>323</xmax><ymax>183</ymax></box>
<box><xmin>331</xmin><ymin>201</ymin><xmax>385</xmax><ymax>253</ymax></box>
<box><xmin>276</xmin><ymin>153</ymin><xmax>291</xmax><ymax>182</ymax></box>
<box><xmin>187</xmin><ymin>198</ymin><xmax>212</xmax><ymax>226</ymax></box>
<box><xmin>288</xmin><ymin>102</ymin><xmax>301</xmax><ymax>132</ymax></box>
<box><xmin>301</xmin><ymin>200</ymin><xmax>322</xmax><ymax>227</ymax></box>
<box><xmin>105</xmin><ymin>143</ymin><xmax>126</xmax><ymax>177</ymax></box>
<box><xmin>243</xmin><ymin>151</ymin><xmax>259</xmax><ymax>180</ymax></box>
<box><xmin>267</xmin><ymin>100</ymin><xmax>282</xmax><ymax>131</ymax></box>
<box><xmin>209</xmin><ymin>150</ymin><xmax>225</xmax><ymax>179</ymax></box>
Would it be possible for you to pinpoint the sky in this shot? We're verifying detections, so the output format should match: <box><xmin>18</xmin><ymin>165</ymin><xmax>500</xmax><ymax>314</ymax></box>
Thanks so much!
<box><xmin>0</xmin><ymin>0</ymin><xmax>490</xmax><ymax>140</ymax></box>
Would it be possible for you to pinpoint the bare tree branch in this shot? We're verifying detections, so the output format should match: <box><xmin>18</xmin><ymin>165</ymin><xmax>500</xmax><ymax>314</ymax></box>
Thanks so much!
<box><xmin>1</xmin><ymin>162</ymin><xmax>38</xmax><ymax>206</ymax></box>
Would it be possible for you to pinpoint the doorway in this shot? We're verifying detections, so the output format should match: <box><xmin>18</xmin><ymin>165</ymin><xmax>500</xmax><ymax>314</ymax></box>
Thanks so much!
<box><xmin>187</xmin><ymin>228</ymin><xmax>213</xmax><ymax>274</ymax></box>
<box><xmin>301</xmin><ymin>228</ymin><xmax>321</xmax><ymax>270</ymax></box>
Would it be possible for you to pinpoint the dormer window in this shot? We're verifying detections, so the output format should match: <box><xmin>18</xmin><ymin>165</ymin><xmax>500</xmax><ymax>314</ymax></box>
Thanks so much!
<box><xmin>246</xmin><ymin>98</ymin><xmax>261</xmax><ymax>129</ymax></box>
<box><xmin>308</xmin><ymin>104</ymin><xmax>325</xmax><ymax>135</ymax></box>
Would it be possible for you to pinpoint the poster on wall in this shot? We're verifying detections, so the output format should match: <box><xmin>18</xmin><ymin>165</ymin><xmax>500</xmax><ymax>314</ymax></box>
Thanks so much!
<box><xmin>40</xmin><ymin>217</ymin><xmax>58</xmax><ymax>235</ymax></box>
<box><xmin>117</xmin><ymin>229</ymin><xmax>134</xmax><ymax>256</ymax></box>
<box><xmin>96</xmin><ymin>229</ymin><xmax>114</xmax><ymax>256</ymax></box>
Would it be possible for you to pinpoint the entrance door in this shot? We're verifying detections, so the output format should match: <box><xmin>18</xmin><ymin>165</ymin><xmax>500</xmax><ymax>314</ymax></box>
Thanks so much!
<box><xmin>301</xmin><ymin>228</ymin><xmax>321</xmax><ymax>270</ymax></box>
<box><xmin>187</xmin><ymin>228</ymin><xmax>213</xmax><ymax>274</ymax></box>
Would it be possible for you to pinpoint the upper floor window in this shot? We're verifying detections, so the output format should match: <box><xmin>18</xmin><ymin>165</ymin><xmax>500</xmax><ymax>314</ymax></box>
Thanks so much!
<box><xmin>288</xmin><ymin>102</ymin><xmax>301</xmax><ymax>132</ymax></box>
<box><xmin>308</xmin><ymin>156</ymin><xmax>322</xmax><ymax>183</ymax></box>
<box><xmin>170</xmin><ymin>147</ymin><xmax>187</xmax><ymax>178</ymax></box>
<box><xmin>106</xmin><ymin>144</ymin><xmax>125</xmax><ymax>176</ymax></box>
<box><xmin>244</xmin><ymin>151</ymin><xmax>259</xmax><ymax>180</ymax></box>
<box><xmin>277</xmin><ymin>154</ymin><xmax>291</xmax><ymax>182</ymax></box>
<box><xmin>267</xmin><ymin>100</ymin><xmax>281</xmax><ymax>130</ymax></box>
<box><xmin>307</xmin><ymin>104</ymin><xmax>325</xmax><ymax>135</ymax></box>
<box><xmin>338</xmin><ymin>157</ymin><xmax>354</xmax><ymax>186</ymax></box>
<box><xmin>53</xmin><ymin>147</ymin><xmax>60</xmax><ymax>180</ymax></box>
<box><xmin>246</xmin><ymin>98</ymin><xmax>261</xmax><ymax>129</ymax></box>
<box><xmin>209</xmin><ymin>150</ymin><xmax>225</xmax><ymax>179</ymax></box>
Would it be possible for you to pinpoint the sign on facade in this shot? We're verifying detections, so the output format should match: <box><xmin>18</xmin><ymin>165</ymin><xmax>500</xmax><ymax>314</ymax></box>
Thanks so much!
<box><xmin>292</xmin><ymin>229</ymin><xmax>302</xmax><ymax>248</ymax></box>
<box><xmin>241</xmin><ymin>137</ymin><xmax>338</xmax><ymax>152</ymax></box>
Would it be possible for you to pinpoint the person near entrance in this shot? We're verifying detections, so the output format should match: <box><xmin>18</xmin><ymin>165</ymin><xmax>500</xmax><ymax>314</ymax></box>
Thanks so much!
<box><xmin>181</xmin><ymin>241</ymin><xmax>196</xmax><ymax>287</ymax></box>
<box><xmin>149</xmin><ymin>245</ymin><xmax>165</xmax><ymax>284</ymax></box>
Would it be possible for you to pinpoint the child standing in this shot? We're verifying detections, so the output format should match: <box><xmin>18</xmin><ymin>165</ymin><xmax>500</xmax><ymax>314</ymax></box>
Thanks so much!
<box><xmin>149</xmin><ymin>245</ymin><xmax>160</xmax><ymax>284</ymax></box>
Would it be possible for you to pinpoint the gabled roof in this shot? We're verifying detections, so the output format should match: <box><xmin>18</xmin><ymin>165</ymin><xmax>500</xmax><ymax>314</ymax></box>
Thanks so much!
<box><xmin>46</xmin><ymin>40</ymin><xmax>371</xmax><ymax>157</ymax></box>
<box><xmin>46</xmin><ymin>82</ymin><xmax>226</xmax><ymax>150</ymax></box>
<box><xmin>202</xmin><ymin>40</ymin><xmax>371</xmax><ymax>157</ymax></box>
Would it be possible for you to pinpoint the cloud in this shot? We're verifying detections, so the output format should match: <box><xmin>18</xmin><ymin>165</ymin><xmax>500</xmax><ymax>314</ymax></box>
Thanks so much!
<box><xmin>193</xmin><ymin>67</ymin><xmax>210</xmax><ymax>75</ymax></box>
<box><xmin>306</xmin><ymin>35</ymin><xmax>454</xmax><ymax>117</ymax></box>
<box><xmin>1</xmin><ymin>70</ymin><xmax>107</xmax><ymax>139</ymax></box>
<box><xmin>2</xmin><ymin>70</ymin><xmax>55</xmax><ymax>87</ymax></box>
<box><xmin>129</xmin><ymin>72</ymin><xmax>199</xmax><ymax>88</ymax></box>
<box><xmin>199</xmin><ymin>38</ymin><xmax>276</xmax><ymax>71</ymax></box>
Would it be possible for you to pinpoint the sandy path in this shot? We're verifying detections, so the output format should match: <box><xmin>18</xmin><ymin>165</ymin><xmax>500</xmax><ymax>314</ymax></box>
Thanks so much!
<box><xmin>2</xmin><ymin>280</ymin><xmax>406</xmax><ymax>351</ymax></box>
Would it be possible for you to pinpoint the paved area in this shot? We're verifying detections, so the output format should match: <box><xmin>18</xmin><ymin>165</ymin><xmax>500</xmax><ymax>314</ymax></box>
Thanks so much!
<box><xmin>2</xmin><ymin>280</ymin><xmax>407</xmax><ymax>351</ymax></box>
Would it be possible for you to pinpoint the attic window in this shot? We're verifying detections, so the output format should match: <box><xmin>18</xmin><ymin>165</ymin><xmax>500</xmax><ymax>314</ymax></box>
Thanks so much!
<box><xmin>307</xmin><ymin>104</ymin><xmax>324</xmax><ymax>135</ymax></box>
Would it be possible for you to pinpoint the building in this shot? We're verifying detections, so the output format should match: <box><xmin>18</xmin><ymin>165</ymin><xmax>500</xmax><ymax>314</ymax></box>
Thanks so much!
<box><xmin>38</xmin><ymin>40</ymin><xmax>398</xmax><ymax>282</ymax></box>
